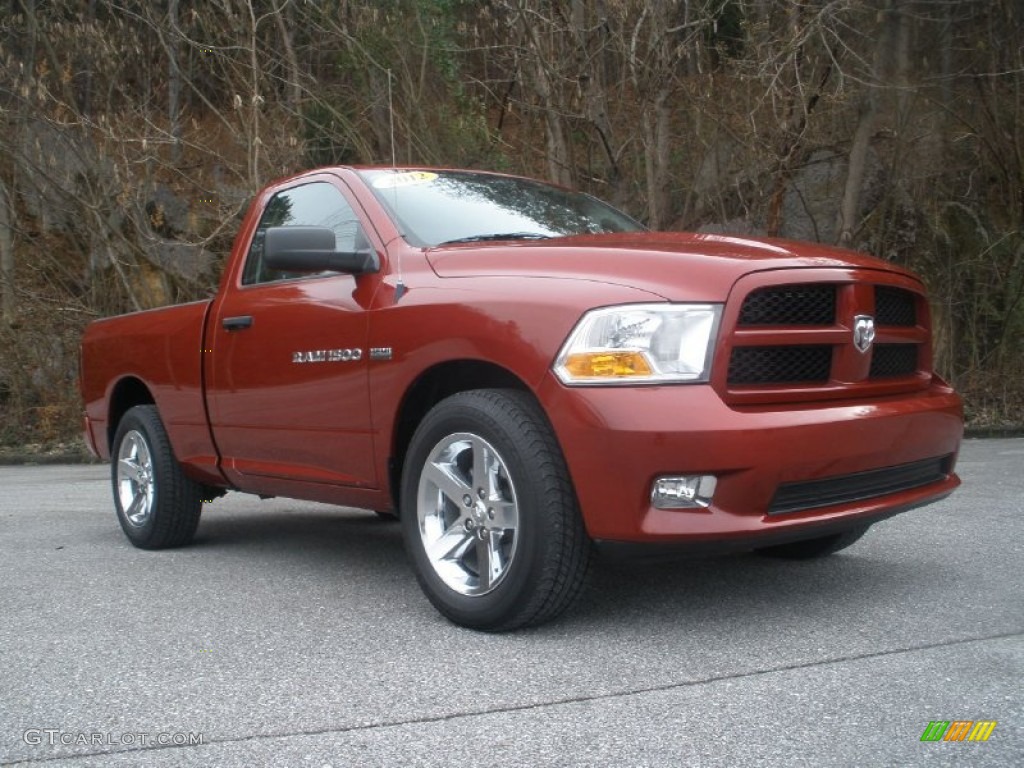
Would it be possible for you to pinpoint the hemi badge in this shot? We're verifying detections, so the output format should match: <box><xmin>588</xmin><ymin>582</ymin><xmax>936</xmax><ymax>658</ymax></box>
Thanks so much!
<box><xmin>369</xmin><ymin>347</ymin><xmax>393</xmax><ymax>361</ymax></box>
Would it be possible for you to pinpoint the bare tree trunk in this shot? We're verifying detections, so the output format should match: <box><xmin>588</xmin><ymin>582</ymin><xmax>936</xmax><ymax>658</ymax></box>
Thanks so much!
<box><xmin>273</xmin><ymin>0</ymin><xmax>302</xmax><ymax>109</ymax></box>
<box><xmin>836</xmin><ymin>95</ymin><xmax>877</xmax><ymax>246</ymax></box>
<box><xmin>765</xmin><ymin>2</ymin><xmax>805</xmax><ymax>237</ymax></box>
<box><xmin>0</xmin><ymin>180</ymin><xmax>13</xmax><ymax>326</ymax></box>
<box><xmin>81</xmin><ymin>0</ymin><xmax>97</xmax><ymax>117</ymax></box>
<box><xmin>518</xmin><ymin>6</ymin><xmax>572</xmax><ymax>186</ymax></box>
<box><xmin>836</xmin><ymin>0</ymin><xmax>903</xmax><ymax>245</ymax></box>
<box><xmin>643</xmin><ymin>88</ymin><xmax>672</xmax><ymax>229</ymax></box>
<box><xmin>540</xmin><ymin>102</ymin><xmax>573</xmax><ymax>186</ymax></box>
<box><xmin>532</xmin><ymin>58</ymin><xmax>572</xmax><ymax>185</ymax></box>
<box><xmin>168</xmin><ymin>0</ymin><xmax>183</xmax><ymax>163</ymax></box>
<box><xmin>631</xmin><ymin>0</ymin><xmax>677</xmax><ymax>228</ymax></box>
<box><xmin>368</xmin><ymin>68</ymin><xmax>394</xmax><ymax>163</ymax></box>
<box><xmin>244</xmin><ymin>0</ymin><xmax>262</xmax><ymax>188</ymax></box>
<box><xmin>571</xmin><ymin>0</ymin><xmax>625</xmax><ymax>201</ymax></box>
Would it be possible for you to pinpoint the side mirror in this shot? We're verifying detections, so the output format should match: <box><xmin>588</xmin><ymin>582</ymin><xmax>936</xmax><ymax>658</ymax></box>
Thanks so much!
<box><xmin>264</xmin><ymin>226</ymin><xmax>378</xmax><ymax>275</ymax></box>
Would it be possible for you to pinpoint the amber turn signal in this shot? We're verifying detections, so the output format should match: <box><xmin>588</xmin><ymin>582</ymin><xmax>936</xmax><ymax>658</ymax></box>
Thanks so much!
<box><xmin>561</xmin><ymin>350</ymin><xmax>653</xmax><ymax>379</ymax></box>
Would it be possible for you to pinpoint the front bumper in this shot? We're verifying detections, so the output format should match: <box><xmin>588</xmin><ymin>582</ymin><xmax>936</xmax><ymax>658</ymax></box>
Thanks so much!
<box><xmin>538</xmin><ymin>373</ymin><xmax>963</xmax><ymax>546</ymax></box>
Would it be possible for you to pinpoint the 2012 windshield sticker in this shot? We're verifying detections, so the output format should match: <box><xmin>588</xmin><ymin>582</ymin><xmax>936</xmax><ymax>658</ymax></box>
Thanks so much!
<box><xmin>292</xmin><ymin>349</ymin><xmax>362</xmax><ymax>364</ymax></box>
<box><xmin>372</xmin><ymin>171</ymin><xmax>438</xmax><ymax>189</ymax></box>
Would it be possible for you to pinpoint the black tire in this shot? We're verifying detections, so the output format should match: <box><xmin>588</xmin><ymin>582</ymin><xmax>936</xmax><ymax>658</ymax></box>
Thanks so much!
<box><xmin>110</xmin><ymin>405</ymin><xmax>204</xmax><ymax>549</ymax></box>
<box><xmin>755</xmin><ymin>524</ymin><xmax>870</xmax><ymax>559</ymax></box>
<box><xmin>400</xmin><ymin>389</ymin><xmax>591</xmax><ymax>631</ymax></box>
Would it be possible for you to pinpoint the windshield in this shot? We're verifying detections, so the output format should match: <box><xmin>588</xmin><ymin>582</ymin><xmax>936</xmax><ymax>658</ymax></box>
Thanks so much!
<box><xmin>358</xmin><ymin>169</ymin><xmax>644</xmax><ymax>247</ymax></box>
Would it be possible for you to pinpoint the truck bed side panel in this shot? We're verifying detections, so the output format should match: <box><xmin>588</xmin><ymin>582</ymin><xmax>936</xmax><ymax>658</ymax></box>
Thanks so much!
<box><xmin>80</xmin><ymin>300</ymin><xmax>222</xmax><ymax>484</ymax></box>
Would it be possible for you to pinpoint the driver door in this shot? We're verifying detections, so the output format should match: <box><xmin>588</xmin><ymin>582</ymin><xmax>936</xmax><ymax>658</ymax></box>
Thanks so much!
<box><xmin>206</xmin><ymin>177</ymin><xmax>379</xmax><ymax>489</ymax></box>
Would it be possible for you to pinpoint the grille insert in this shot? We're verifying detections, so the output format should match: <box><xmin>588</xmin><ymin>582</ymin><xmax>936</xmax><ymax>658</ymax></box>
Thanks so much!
<box><xmin>738</xmin><ymin>285</ymin><xmax>836</xmax><ymax>326</ymax></box>
<box><xmin>768</xmin><ymin>455</ymin><xmax>952</xmax><ymax>515</ymax></box>
<box><xmin>875</xmin><ymin>286</ymin><xmax>917</xmax><ymax>326</ymax></box>
<box><xmin>728</xmin><ymin>345</ymin><xmax>832</xmax><ymax>385</ymax></box>
<box><xmin>870</xmin><ymin>344</ymin><xmax>918</xmax><ymax>378</ymax></box>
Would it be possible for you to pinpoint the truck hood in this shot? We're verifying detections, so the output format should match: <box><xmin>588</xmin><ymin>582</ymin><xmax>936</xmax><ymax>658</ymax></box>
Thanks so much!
<box><xmin>426</xmin><ymin>232</ymin><xmax>917</xmax><ymax>300</ymax></box>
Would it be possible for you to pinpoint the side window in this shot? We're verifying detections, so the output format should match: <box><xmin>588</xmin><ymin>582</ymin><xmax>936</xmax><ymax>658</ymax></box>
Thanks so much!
<box><xmin>242</xmin><ymin>181</ymin><xmax>363</xmax><ymax>285</ymax></box>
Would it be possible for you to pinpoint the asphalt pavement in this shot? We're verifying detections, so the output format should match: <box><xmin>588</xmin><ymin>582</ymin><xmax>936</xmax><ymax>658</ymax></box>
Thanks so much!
<box><xmin>0</xmin><ymin>438</ymin><xmax>1021</xmax><ymax>767</ymax></box>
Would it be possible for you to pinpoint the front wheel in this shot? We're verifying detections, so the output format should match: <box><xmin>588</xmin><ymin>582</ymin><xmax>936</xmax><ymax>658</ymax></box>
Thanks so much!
<box><xmin>111</xmin><ymin>405</ymin><xmax>205</xmax><ymax>549</ymax></box>
<box><xmin>401</xmin><ymin>390</ymin><xmax>591</xmax><ymax>631</ymax></box>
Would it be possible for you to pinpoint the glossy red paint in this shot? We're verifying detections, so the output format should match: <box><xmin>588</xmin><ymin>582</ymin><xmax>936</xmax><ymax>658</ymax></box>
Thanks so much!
<box><xmin>537</xmin><ymin>371</ymin><xmax>961</xmax><ymax>543</ymax></box>
<box><xmin>79</xmin><ymin>165</ymin><xmax>964</xmax><ymax>549</ymax></box>
<box><xmin>80</xmin><ymin>300</ymin><xmax>222</xmax><ymax>485</ymax></box>
<box><xmin>426</xmin><ymin>231</ymin><xmax>907</xmax><ymax>302</ymax></box>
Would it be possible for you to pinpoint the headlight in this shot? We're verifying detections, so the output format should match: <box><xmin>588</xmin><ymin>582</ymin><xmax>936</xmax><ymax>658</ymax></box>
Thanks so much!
<box><xmin>553</xmin><ymin>303</ymin><xmax>722</xmax><ymax>385</ymax></box>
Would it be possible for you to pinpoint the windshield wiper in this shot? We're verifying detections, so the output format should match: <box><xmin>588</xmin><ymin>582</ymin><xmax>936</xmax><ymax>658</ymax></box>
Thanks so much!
<box><xmin>439</xmin><ymin>232</ymin><xmax>553</xmax><ymax>245</ymax></box>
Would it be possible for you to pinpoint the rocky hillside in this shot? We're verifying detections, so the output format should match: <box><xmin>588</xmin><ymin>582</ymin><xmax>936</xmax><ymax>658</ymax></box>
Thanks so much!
<box><xmin>1</xmin><ymin>1</ymin><xmax>1022</xmax><ymax>447</ymax></box>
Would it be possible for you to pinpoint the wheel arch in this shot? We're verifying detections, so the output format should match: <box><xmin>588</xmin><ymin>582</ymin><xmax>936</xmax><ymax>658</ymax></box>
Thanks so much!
<box><xmin>388</xmin><ymin>359</ymin><xmax>535</xmax><ymax>510</ymax></box>
<box><xmin>107</xmin><ymin>376</ymin><xmax>156</xmax><ymax>453</ymax></box>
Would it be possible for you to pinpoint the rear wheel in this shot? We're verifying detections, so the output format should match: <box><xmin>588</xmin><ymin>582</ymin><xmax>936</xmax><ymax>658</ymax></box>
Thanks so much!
<box><xmin>111</xmin><ymin>405</ymin><xmax>204</xmax><ymax>549</ymax></box>
<box><xmin>755</xmin><ymin>525</ymin><xmax>870</xmax><ymax>559</ymax></box>
<box><xmin>401</xmin><ymin>389</ymin><xmax>591</xmax><ymax>631</ymax></box>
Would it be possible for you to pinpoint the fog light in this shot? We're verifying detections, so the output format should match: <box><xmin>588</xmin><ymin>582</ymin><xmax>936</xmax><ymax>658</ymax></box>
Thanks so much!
<box><xmin>651</xmin><ymin>475</ymin><xmax>717</xmax><ymax>509</ymax></box>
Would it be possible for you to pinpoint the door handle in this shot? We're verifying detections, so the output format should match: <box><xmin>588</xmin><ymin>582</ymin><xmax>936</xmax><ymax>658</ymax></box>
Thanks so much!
<box><xmin>222</xmin><ymin>315</ymin><xmax>253</xmax><ymax>331</ymax></box>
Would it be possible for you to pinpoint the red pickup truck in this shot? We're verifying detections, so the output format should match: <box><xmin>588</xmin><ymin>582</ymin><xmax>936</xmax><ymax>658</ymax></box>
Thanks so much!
<box><xmin>80</xmin><ymin>167</ymin><xmax>963</xmax><ymax>630</ymax></box>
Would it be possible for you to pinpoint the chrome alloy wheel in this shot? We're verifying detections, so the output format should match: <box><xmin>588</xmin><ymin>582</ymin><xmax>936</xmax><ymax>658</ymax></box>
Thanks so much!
<box><xmin>116</xmin><ymin>429</ymin><xmax>156</xmax><ymax>527</ymax></box>
<box><xmin>416</xmin><ymin>432</ymin><xmax>520</xmax><ymax>596</ymax></box>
